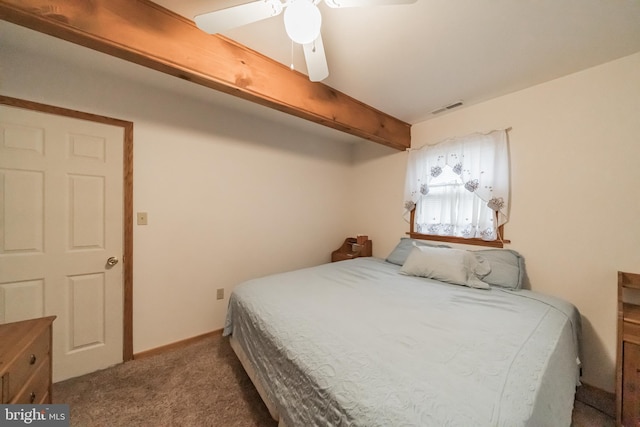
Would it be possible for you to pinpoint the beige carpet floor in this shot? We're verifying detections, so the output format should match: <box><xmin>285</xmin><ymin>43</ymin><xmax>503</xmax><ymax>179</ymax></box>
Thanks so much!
<box><xmin>53</xmin><ymin>335</ymin><xmax>275</xmax><ymax>426</ymax></box>
<box><xmin>53</xmin><ymin>335</ymin><xmax>614</xmax><ymax>427</ymax></box>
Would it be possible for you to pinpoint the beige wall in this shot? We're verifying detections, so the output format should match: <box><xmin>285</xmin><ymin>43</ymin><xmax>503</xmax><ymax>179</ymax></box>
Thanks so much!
<box><xmin>352</xmin><ymin>52</ymin><xmax>640</xmax><ymax>392</ymax></box>
<box><xmin>1</xmin><ymin>37</ymin><xmax>354</xmax><ymax>353</ymax></box>
<box><xmin>350</xmin><ymin>143</ymin><xmax>407</xmax><ymax>253</ymax></box>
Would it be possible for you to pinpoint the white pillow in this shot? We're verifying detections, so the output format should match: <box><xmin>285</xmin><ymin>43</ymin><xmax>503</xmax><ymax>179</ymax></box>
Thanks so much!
<box><xmin>400</xmin><ymin>245</ymin><xmax>491</xmax><ymax>289</ymax></box>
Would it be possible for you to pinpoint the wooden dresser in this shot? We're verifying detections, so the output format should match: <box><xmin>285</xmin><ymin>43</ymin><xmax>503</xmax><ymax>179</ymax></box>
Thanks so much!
<box><xmin>0</xmin><ymin>316</ymin><xmax>56</xmax><ymax>404</ymax></box>
<box><xmin>617</xmin><ymin>272</ymin><xmax>640</xmax><ymax>426</ymax></box>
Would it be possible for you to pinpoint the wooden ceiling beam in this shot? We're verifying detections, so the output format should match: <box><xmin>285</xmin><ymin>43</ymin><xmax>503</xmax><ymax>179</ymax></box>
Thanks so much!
<box><xmin>0</xmin><ymin>0</ymin><xmax>411</xmax><ymax>150</ymax></box>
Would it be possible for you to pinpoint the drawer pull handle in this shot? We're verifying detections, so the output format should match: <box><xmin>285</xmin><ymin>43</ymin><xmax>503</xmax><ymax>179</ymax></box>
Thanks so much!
<box><xmin>29</xmin><ymin>354</ymin><xmax>37</xmax><ymax>365</ymax></box>
<box><xmin>30</xmin><ymin>392</ymin><xmax>36</xmax><ymax>404</ymax></box>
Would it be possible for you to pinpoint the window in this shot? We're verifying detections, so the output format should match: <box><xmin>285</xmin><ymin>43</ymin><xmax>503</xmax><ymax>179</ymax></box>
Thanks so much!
<box><xmin>403</xmin><ymin>130</ymin><xmax>510</xmax><ymax>248</ymax></box>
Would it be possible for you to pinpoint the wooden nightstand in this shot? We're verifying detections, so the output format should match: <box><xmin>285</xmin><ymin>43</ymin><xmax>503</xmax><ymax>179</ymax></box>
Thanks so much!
<box><xmin>331</xmin><ymin>237</ymin><xmax>372</xmax><ymax>262</ymax></box>
<box><xmin>617</xmin><ymin>271</ymin><xmax>640</xmax><ymax>427</ymax></box>
<box><xmin>0</xmin><ymin>316</ymin><xmax>56</xmax><ymax>404</ymax></box>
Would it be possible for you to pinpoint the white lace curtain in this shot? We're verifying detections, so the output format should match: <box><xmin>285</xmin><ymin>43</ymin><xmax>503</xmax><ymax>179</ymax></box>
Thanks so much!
<box><xmin>403</xmin><ymin>129</ymin><xmax>510</xmax><ymax>241</ymax></box>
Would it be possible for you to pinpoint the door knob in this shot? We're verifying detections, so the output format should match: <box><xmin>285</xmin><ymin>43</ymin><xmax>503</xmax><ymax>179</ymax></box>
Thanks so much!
<box><xmin>107</xmin><ymin>256</ymin><xmax>119</xmax><ymax>266</ymax></box>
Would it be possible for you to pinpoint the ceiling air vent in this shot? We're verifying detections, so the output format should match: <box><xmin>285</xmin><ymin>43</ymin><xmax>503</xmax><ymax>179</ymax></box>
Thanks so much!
<box><xmin>431</xmin><ymin>100</ymin><xmax>464</xmax><ymax>115</ymax></box>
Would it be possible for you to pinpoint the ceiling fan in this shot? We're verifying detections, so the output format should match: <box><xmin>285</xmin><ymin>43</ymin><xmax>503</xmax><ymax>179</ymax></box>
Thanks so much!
<box><xmin>194</xmin><ymin>0</ymin><xmax>417</xmax><ymax>82</ymax></box>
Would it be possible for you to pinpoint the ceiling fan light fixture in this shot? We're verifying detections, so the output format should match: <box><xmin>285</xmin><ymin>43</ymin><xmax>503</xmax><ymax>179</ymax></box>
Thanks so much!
<box><xmin>284</xmin><ymin>0</ymin><xmax>322</xmax><ymax>44</ymax></box>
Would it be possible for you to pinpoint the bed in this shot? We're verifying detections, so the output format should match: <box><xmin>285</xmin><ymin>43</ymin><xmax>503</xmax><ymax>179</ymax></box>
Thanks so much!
<box><xmin>223</xmin><ymin>239</ymin><xmax>582</xmax><ymax>427</ymax></box>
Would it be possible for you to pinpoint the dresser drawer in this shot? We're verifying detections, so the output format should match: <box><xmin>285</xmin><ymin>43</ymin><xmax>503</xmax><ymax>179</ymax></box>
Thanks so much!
<box><xmin>6</xmin><ymin>326</ymin><xmax>51</xmax><ymax>401</ymax></box>
<box><xmin>10</xmin><ymin>359</ymin><xmax>50</xmax><ymax>404</ymax></box>
<box><xmin>623</xmin><ymin>321</ymin><xmax>640</xmax><ymax>345</ymax></box>
<box><xmin>1</xmin><ymin>373</ymin><xmax>6</xmax><ymax>404</ymax></box>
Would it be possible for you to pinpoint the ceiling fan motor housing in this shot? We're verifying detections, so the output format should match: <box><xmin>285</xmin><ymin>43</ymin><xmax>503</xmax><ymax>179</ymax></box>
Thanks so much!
<box><xmin>284</xmin><ymin>0</ymin><xmax>322</xmax><ymax>44</ymax></box>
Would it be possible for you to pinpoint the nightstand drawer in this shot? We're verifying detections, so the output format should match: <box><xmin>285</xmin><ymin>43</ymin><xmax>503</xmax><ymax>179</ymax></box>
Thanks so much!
<box><xmin>6</xmin><ymin>326</ymin><xmax>51</xmax><ymax>401</ymax></box>
<box><xmin>10</xmin><ymin>359</ymin><xmax>50</xmax><ymax>404</ymax></box>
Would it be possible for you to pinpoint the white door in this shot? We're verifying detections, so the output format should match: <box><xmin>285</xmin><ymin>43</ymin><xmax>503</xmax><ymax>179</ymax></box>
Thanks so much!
<box><xmin>0</xmin><ymin>105</ymin><xmax>124</xmax><ymax>382</ymax></box>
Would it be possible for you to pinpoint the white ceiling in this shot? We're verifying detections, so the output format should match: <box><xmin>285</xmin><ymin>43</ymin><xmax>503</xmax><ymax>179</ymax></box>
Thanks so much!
<box><xmin>151</xmin><ymin>0</ymin><xmax>640</xmax><ymax>124</ymax></box>
<box><xmin>1</xmin><ymin>0</ymin><xmax>640</xmax><ymax>142</ymax></box>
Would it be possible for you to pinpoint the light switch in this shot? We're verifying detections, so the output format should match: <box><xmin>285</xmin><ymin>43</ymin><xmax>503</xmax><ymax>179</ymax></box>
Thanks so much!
<box><xmin>137</xmin><ymin>212</ymin><xmax>148</xmax><ymax>225</ymax></box>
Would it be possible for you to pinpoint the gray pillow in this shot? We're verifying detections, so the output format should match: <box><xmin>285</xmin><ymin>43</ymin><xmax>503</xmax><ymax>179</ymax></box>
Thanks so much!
<box><xmin>400</xmin><ymin>245</ymin><xmax>491</xmax><ymax>289</ymax></box>
<box><xmin>385</xmin><ymin>238</ymin><xmax>450</xmax><ymax>266</ymax></box>
<box><xmin>474</xmin><ymin>249</ymin><xmax>524</xmax><ymax>289</ymax></box>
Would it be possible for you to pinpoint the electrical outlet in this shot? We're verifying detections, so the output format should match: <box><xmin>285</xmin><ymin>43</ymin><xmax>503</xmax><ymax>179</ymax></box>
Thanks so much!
<box><xmin>216</xmin><ymin>288</ymin><xmax>224</xmax><ymax>300</ymax></box>
<box><xmin>137</xmin><ymin>212</ymin><xmax>148</xmax><ymax>225</ymax></box>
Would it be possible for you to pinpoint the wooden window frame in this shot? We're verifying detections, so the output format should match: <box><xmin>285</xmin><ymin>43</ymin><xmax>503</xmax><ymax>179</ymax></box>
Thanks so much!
<box><xmin>408</xmin><ymin>208</ymin><xmax>510</xmax><ymax>248</ymax></box>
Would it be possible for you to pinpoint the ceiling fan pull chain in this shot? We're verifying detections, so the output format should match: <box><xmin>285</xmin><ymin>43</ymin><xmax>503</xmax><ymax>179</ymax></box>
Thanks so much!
<box><xmin>290</xmin><ymin>39</ymin><xmax>295</xmax><ymax>70</ymax></box>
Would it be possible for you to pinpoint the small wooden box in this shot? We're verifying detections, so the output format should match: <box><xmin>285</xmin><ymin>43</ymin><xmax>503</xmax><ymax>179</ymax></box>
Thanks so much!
<box><xmin>331</xmin><ymin>237</ymin><xmax>372</xmax><ymax>262</ymax></box>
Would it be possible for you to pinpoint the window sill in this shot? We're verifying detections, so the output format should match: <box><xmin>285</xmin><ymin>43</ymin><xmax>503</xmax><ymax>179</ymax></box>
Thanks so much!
<box><xmin>407</xmin><ymin>232</ymin><xmax>509</xmax><ymax>248</ymax></box>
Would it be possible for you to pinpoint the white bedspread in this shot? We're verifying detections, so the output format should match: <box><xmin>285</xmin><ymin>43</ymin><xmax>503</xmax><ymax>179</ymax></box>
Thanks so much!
<box><xmin>223</xmin><ymin>258</ymin><xmax>581</xmax><ymax>427</ymax></box>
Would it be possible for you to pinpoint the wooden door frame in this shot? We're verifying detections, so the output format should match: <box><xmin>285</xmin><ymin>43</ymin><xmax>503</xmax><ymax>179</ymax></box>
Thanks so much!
<box><xmin>0</xmin><ymin>95</ymin><xmax>134</xmax><ymax>362</ymax></box>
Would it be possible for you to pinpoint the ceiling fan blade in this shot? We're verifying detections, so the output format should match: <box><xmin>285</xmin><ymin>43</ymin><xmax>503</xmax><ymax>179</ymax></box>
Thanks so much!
<box><xmin>325</xmin><ymin>0</ymin><xmax>416</xmax><ymax>7</ymax></box>
<box><xmin>194</xmin><ymin>0</ymin><xmax>283</xmax><ymax>34</ymax></box>
<box><xmin>303</xmin><ymin>35</ymin><xmax>329</xmax><ymax>82</ymax></box>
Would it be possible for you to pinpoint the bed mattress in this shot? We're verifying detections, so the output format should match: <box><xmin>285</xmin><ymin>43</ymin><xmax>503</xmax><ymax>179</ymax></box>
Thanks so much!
<box><xmin>223</xmin><ymin>257</ymin><xmax>581</xmax><ymax>426</ymax></box>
